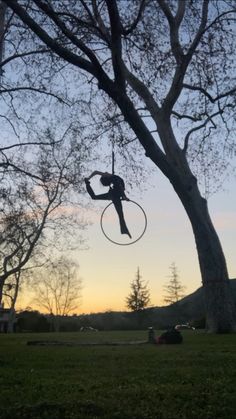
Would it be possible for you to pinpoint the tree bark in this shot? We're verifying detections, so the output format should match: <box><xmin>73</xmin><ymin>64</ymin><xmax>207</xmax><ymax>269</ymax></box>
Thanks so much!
<box><xmin>0</xmin><ymin>1</ymin><xmax>7</xmax><ymax>67</ymax></box>
<box><xmin>109</xmin><ymin>90</ymin><xmax>236</xmax><ymax>333</ymax></box>
<box><xmin>179</xmin><ymin>183</ymin><xmax>235</xmax><ymax>332</ymax></box>
<box><xmin>156</xmin><ymin>121</ymin><xmax>236</xmax><ymax>333</ymax></box>
<box><xmin>0</xmin><ymin>281</ymin><xmax>3</xmax><ymax>304</ymax></box>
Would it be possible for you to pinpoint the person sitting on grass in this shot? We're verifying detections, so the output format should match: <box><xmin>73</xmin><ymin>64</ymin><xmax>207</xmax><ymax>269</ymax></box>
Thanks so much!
<box><xmin>156</xmin><ymin>327</ymin><xmax>183</xmax><ymax>344</ymax></box>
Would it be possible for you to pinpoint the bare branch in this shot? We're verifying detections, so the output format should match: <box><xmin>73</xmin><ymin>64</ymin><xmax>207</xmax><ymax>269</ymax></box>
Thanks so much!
<box><xmin>105</xmin><ymin>0</ymin><xmax>125</xmax><ymax>89</ymax></box>
<box><xmin>90</xmin><ymin>0</ymin><xmax>111</xmax><ymax>43</ymax></box>
<box><xmin>0</xmin><ymin>48</ymin><xmax>50</xmax><ymax>69</ymax></box>
<box><xmin>33</xmin><ymin>0</ymin><xmax>108</xmax><ymax>81</ymax></box>
<box><xmin>157</xmin><ymin>0</ymin><xmax>184</xmax><ymax>64</ymax></box>
<box><xmin>0</xmin><ymin>139</ymin><xmax>62</xmax><ymax>152</ymax></box>
<box><xmin>0</xmin><ymin>1</ymin><xmax>7</xmax><ymax>66</ymax></box>
<box><xmin>186</xmin><ymin>0</ymin><xmax>210</xmax><ymax>60</ymax></box>
<box><xmin>183</xmin><ymin>109</ymin><xmax>224</xmax><ymax>153</ymax></box>
<box><xmin>0</xmin><ymin>113</ymin><xmax>19</xmax><ymax>137</ymax></box>
<box><xmin>122</xmin><ymin>0</ymin><xmax>146</xmax><ymax>36</ymax></box>
<box><xmin>0</xmin><ymin>86</ymin><xmax>70</xmax><ymax>104</ymax></box>
<box><xmin>162</xmin><ymin>0</ymin><xmax>209</xmax><ymax>113</ymax></box>
<box><xmin>3</xmin><ymin>0</ymin><xmax>96</xmax><ymax>76</ymax></box>
<box><xmin>183</xmin><ymin>84</ymin><xmax>236</xmax><ymax>103</ymax></box>
<box><xmin>171</xmin><ymin>110</ymin><xmax>202</xmax><ymax>122</ymax></box>
<box><xmin>200</xmin><ymin>9</ymin><xmax>236</xmax><ymax>39</ymax></box>
<box><xmin>125</xmin><ymin>66</ymin><xmax>160</xmax><ymax>121</ymax></box>
<box><xmin>175</xmin><ymin>0</ymin><xmax>186</xmax><ymax>26</ymax></box>
<box><xmin>0</xmin><ymin>161</ymin><xmax>43</xmax><ymax>181</ymax></box>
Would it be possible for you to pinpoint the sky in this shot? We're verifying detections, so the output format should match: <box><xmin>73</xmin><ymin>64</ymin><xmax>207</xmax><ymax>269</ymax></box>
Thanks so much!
<box><xmin>17</xmin><ymin>151</ymin><xmax>236</xmax><ymax>315</ymax></box>
<box><xmin>7</xmin><ymin>1</ymin><xmax>235</xmax><ymax>315</ymax></box>
<box><xmin>66</xmin><ymin>162</ymin><xmax>236</xmax><ymax>314</ymax></box>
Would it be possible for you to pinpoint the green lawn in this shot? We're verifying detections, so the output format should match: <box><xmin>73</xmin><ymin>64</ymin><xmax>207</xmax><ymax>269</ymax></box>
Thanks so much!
<box><xmin>0</xmin><ymin>330</ymin><xmax>236</xmax><ymax>419</ymax></box>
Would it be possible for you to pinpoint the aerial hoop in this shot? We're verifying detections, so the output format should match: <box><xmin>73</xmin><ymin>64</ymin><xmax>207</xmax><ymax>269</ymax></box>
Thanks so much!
<box><xmin>100</xmin><ymin>200</ymin><xmax>147</xmax><ymax>245</ymax></box>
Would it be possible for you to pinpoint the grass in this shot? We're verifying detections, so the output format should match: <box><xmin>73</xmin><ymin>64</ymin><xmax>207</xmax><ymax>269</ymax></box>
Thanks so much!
<box><xmin>1</xmin><ymin>330</ymin><xmax>236</xmax><ymax>419</ymax></box>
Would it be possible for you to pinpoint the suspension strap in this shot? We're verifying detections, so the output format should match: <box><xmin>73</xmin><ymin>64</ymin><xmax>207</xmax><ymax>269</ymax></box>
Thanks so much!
<box><xmin>112</xmin><ymin>146</ymin><xmax>115</xmax><ymax>175</ymax></box>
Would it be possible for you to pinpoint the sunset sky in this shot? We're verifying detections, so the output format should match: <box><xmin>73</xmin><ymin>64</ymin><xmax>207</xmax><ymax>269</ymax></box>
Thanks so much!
<box><xmin>7</xmin><ymin>0</ymin><xmax>235</xmax><ymax>316</ymax></box>
<box><xmin>16</xmin><ymin>153</ymin><xmax>236</xmax><ymax>315</ymax></box>
<box><xmin>67</xmin><ymin>163</ymin><xmax>236</xmax><ymax>314</ymax></box>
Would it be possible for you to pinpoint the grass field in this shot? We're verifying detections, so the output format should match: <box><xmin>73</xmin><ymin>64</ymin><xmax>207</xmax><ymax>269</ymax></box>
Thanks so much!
<box><xmin>1</xmin><ymin>330</ymin><xmax>236</xmax><ymax>419</ymax></box>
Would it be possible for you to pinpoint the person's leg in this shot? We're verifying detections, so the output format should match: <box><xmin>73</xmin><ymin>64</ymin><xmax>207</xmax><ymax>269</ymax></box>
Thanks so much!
<box><xmin>112</xmin><ymin>198</ymin><xmax>132</xmax><ymax>238</ymax></box>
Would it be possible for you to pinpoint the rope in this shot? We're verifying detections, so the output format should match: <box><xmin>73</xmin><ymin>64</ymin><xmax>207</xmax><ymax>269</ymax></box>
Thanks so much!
<box><xmin>112</xmin><ymin>149</ymin><xmax>115</xmax><ymax>174</ymax></box>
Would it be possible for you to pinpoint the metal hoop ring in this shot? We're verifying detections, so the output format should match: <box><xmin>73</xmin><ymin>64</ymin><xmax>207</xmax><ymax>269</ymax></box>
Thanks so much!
<box><xmin>100</xmin><ymin>200</ymin><xmax>147</xmax><ymax>246</ymax></box>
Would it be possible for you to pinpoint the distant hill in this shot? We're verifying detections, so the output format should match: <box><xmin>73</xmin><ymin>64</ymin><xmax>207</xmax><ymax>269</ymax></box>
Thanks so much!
<box><xmin>146</xmin><ymin>278</ymin><xmax>236</xmax><ymax>329</ymax></box>
<box><xmin>75</xmin><ymin>279</ymin><xmax>236</xmax><ymax>331</ymax></box>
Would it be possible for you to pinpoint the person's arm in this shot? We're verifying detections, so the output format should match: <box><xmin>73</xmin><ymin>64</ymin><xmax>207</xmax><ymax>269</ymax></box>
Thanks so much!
<box><xmin>86</xmin><ymin>170</ymin><xmax>110</xmax><ymax>181</ymax></box>
<box><xmin>115</xmin><ymin>176</ymin><xmax>130</xmax><ymax>200</ymax></box>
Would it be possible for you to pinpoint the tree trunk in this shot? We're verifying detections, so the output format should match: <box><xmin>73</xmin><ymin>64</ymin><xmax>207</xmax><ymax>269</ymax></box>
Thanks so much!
<box><xmin>145</xmin><ymin>116</ymin><xmax>236</xmax><ymax>333</ymax></box>
<box><xmin>113</xmin><ymin>93</ymin><xmax>236</xmax><ymax>333</ymax></box>
<box><xmin>168</xmin><ymin>156</ymin><xmax>236</xmax><ymax>332</ymax></box>
<box><xmin>7</xmin><ymin>308</ymin><xmax>16</xmax><ymax>333</ymax></box>
<box><xmin>0</xmin><ymin>279</ymin><xmax>5</xmax><ymax>305</ymax></box>
<box><xmin>0</xmin><ymin>1</ymin><xmax>7</xmax><ymax>67</ymax></box>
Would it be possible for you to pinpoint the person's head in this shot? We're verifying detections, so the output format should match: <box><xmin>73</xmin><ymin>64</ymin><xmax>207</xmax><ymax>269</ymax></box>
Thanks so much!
<box><xmin>100</xmin><ymin>174</ymin><xmax>112</xmax><ymax>186</ymax></box>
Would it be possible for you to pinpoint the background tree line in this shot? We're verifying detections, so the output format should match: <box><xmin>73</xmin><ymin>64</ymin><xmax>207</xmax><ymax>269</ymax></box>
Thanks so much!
<box><xmin>7</xmin><ymin>263</ymin><xmax>190</xmax><ymax>333</ymax></box>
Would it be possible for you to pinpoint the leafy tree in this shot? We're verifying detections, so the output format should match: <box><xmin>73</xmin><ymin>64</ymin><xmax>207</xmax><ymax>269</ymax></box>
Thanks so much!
<box><xmin>126</xmin><ymin>267</ymin><xmax>150</xmax><ymax>311</ymax></box>
<box><xmin>163</xmin><ymin>262</ymin><xmax>186</xmax><ymax>305</ymax></box>
<box><xmin>2</xmin><ymin>0</ymin><xmax>236</xmax><ymax>332</ymax></box>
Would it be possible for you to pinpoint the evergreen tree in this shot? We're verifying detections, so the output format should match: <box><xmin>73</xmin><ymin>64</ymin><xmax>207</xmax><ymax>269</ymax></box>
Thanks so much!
<box><xmin>163</xmin><ymin>263</ymin><xmax>186</xmax><ymax>305</ymax></box>
<box><xmin>126</xmin><ymin>268</ymin><xmax>150</xmax><ymax>311</ymax></box>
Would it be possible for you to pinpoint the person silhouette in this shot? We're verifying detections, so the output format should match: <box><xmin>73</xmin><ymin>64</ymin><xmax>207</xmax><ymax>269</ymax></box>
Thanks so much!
<box><xmin>84</xmin><ymin>171</ymin><xmax>132</xmax><ymax>238</ymax></box>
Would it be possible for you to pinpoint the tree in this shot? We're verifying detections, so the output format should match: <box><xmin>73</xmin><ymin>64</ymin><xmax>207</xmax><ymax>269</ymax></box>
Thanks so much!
<box><xmin>2</xmin><ymin>270</ymin><xmax>23</xmax><ymax>332</ymax></box>
<box><xmin>163</xmin><ymin>262</ymin><xmax>186</xmax><ymax>305</ymax></box>
<box><xmin>0</xmin><ymin>132</ymin><xmax>87</xmax><ymax>304</ymax></box>
<box><xmin>2</xmin><ymin>0</ymin><xmax>236</xmax><ymax>332</ymax></box>
<box><xmin>31</xmin><ymin>256</ymin><xmax>82</xmax><ymax>331</ymax></box>
<box><xmin>126</xmin><ymin>267</ymin><xmax>150</xmax><ymax>311</ymax></box>
<box><xmin>0</xmin><ymin>2</ymin><xmax>7</xmax><ymax>70</ymax></box>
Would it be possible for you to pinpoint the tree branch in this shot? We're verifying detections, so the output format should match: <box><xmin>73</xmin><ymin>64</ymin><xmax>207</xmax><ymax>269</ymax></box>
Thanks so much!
<box><xmin>0</xmin><ymin>48</ymin><xmax>50</xmax><ymax>69</ymax></box>
<box><xmin>105</xmin><ymin>0</ymin><xmax>125</xmax><ymax>90</ymax></box>
<box><xmin>183</xmin><ymin>84</ymin><xmax>236</xmax><ymax>103</ymax></box>
<box><xmin>122</xmin><ymin>0</ymin><xmax>146</xmax><ymax>36</ymax></box>
<box><xmin>200</xmin><ymin>9</ymin><xmax>236</xmax><ymax>40</ymax></box>
<box><xmin>0</xmin><ymin>139</ymin><xmax>63</xmax><ymax>152</ymax></box>
<box><xmin>33</xmin><ymin>0</ymin><xmax>104</xmax><ymax>71</ymax></box>
<box><xmin>162</xmin><ymin>0</ymin><xmax>209</xmax><ymax>113</ymax></box>
<box><xmin>171</xmin><ymin>110</ymin><xmax>202</xmax><ymax>122</ymax></box>
<box><xmin>0</xmin><ymin>86</ymin><xmax>69</xmax><ymax>104</ymax></box>
<box><xmin>90</xmin><ymin>0</ymin><xmax>111</xmax><ymax>44</ymax></box>
<box><xmin>124</xmin><ymin>66</ymin><xmax>160</xmax><ymax>121</ymax></box>
<box><xmin>0</xmin><ymin>189</ymin><xmax>57</xmax><ymax>282</ymax></box>
<box><xmin>175</xmin><ymin>0</ymin><xmax>186</xmax><ymax>26</ymax></box>
<box><xmin>186</xmin><ymin>0</ymin><xmax>210</xmax><ymax>60</ymax></box>
<box><xmin>183</xmin><ymin>109</ymin><xmax>224</xmax><ymax>153</ymax></box>
<box><xmin>3</xmin><ymin>0</ymin><xmax>97</xmax><ymax>77</ymax></box>
<box><xmin>157</xmin><ymin>0</ymin><xmax>185</xmax><ymax>64</ymax></box>
<box><xmin>0</xmin><ymin>113</ymin><xmax>19</xmax><ymax>137</ymax></box>
<box><xmin>0</xmin><ymin>161</ymin><xmax>44</xmax><ymax>182</ymax></box>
